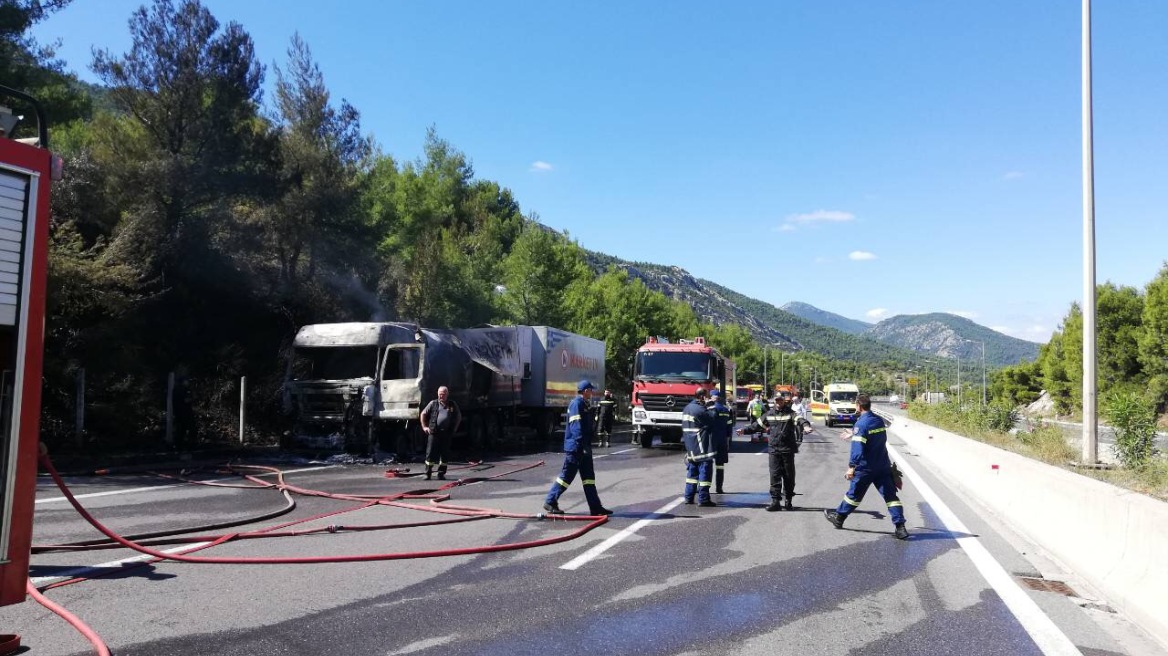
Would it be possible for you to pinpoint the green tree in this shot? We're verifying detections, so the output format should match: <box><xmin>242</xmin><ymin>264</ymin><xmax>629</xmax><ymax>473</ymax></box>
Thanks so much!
<box><xmin>91</xmin><ymin>0</ymin><xmax>266</xmax><ymax>276</ymax></box>
<box><xmin>1096</xmin><ymin>283</ymin><xmax>1145</xmax><ymax>391</ymax></box>
<box><xmin>0</xmin><ymin>0</ymin><xmax>91</xmax><ymax>127</ymax></box>
<box><xmin>564</xmin><ymin>269</ymin><xmax>676</xmax><ymax>393</ymax></box>
<box><xmin>265</xmin><ymin>33</ymin><xmax>372</xmax><ymax>293</ymax></box>
<box><xmin>1138</xmin><ymin>263</ymin><xmax>1168</xmax><ymax>411</ymax></box>
<box><xmin>498</xmin><ymin>223</ymin><xmax>588</xmax><ymax>326</ymax></box>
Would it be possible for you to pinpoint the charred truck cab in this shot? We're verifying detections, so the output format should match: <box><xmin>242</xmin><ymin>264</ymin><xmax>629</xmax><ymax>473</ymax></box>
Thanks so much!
<box><xmin>630</xmin><ymin>336</ymin><xmax>735</xmax><ymax>448</ymax></box>
<box><xmin>284</xmin><ymin>323</ymin><xmax>604</xmax><ymax>454</ymax></box>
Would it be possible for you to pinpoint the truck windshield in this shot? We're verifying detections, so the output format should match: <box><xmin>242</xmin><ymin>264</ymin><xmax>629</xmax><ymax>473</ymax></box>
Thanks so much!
<box><xmin>634</xmin><ymin>351</ymin><xmax>714</xmax><ymax>380</ymax></box>
<box><xmin>291</xmin><ymin>346</ymin><xmax>377</xmax><ymax>381</ymax></box>
<box><xmin>829</xmin><ymin>391</ymin><xmax>859</xmax><ymax>403</ymax></box>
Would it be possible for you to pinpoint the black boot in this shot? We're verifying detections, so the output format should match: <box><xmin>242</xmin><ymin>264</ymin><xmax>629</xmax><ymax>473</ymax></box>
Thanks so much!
<box><xmin>785</xmin><ymin>498</ymin><xmax>794</xmax><ymax>511</ymax></box>
<box><xmin>424</xmin><ymin>465</ymin><xmax>432</xmax><ymax>481</ymax></box>
<box><xmin>894</xmin><ymin>523</ymin><xmax>909</xmax><ymax>540</ymax></box>
<box><xmin>766</xmin><ymin>499</ymin><xmax>783</xmax><ymax>512</ymax></box>
<box><xmin>824</xmin><ymin>509</ymin><xmax>845</xmax><ymax>529</ymax></box>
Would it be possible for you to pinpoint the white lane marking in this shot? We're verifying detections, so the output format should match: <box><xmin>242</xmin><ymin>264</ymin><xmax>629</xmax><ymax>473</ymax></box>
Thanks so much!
<box><xmin>35</xmin><ymin>465</ymin><xmax>337</xmax><ymax>504</ymax></box>
<box><xmin>593</xmin><ymin>448</ymin><xmax>635</xmax><ymax>458</ymax></box>
<box><xmin>560</xmin><ymin>497</ymin><xmax>685</xmax><ymax>571</ymax></box>
<box><xmin>888</xmin><ymin>444</ymin><xmax>1081</xmax><ymax>656</ymax></box>
<box><xmin>30</xmin><ymin>541</ymin><xmax>216</xmax><ymax>586</ymax></box>
<box><xmin>388</xmin><ymin>635</ymin><xmax>460</xmax><ymax>655</ymax></box>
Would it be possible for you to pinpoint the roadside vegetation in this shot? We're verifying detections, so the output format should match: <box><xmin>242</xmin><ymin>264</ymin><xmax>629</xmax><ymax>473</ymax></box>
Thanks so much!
<box><xmin>908</xmin><ymin>398</ymin><xmax>1168</xmax><ymax>501</ymax></box>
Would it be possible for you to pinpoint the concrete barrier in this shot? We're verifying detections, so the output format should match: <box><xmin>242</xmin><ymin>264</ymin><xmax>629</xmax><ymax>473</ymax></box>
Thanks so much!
<box><xmin>880</xmin><ymin>412</ymin><xmax>1168</xmax><ymax>651</ymax></box>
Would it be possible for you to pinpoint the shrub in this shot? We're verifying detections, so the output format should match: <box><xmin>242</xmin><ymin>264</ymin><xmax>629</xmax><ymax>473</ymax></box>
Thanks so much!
<box><xmin>1103</xmin><ymin>391</ymin><xmax>1159</xmax><ymax>468</ymax></box>
<box><xmin>982</xmin><ymin>403</ymin><xmax>1020</xmax><ymax>432</ymax></box>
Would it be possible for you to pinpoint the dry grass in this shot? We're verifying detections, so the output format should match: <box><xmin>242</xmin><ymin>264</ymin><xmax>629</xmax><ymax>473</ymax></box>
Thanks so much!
<box><xmin>906</xmin><ymin>405</ymin><xmax>1168</xmax><ymax>502</ymax></box>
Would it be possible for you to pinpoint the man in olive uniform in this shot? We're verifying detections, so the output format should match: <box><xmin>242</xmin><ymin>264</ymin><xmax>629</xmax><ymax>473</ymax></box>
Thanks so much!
<box><xmin>595</xmin><ymin>389</ymin><xmax>616</xmax><ymax>447</ymax></box>
<box><xmin>739</xmin><ymin>394</ymin><xmax>799</xmax><ymax>511</ymax></box>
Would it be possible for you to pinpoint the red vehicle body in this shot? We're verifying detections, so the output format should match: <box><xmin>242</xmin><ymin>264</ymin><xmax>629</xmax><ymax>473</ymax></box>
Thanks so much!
<box><xmin>630</xmin><ymin>336</ymin><xmax>735</xmax><ymax>448</ymax></box>
<box><xmin>0</xmin><ymin>88</ymin><xmax>57</xmax><ymax>612</ymax></box>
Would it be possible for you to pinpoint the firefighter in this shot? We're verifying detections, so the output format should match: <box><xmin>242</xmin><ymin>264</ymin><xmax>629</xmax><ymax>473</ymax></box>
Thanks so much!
<box><xmin>739</xmin><ymin>393</ymin><xmax>799</xmax><ymax>511</ymax></box>
<box><xmin>824</xmin><ymin>394</ymin><xmax>909</xmax><ymax>539</ymax></box>
<box><xmin>709</xmin><ymin>389</ymin><xmax>734</xmax><ymax>494</ymax></box>
<box><xmin>595</xmin><ymin>389</ymin><xmax>616</xmax><ymax>447</ymax></box>
<box><xmin>543</xmin><ymin>380</ymin><xmax>612</xmax><ymax>516</ymax></box>
<box><xmin>746</xmin><ymin>391</ymin><xmax>767</xmax><ymax>443</ymax></box>
<box><xmin>681</xmin><ymin>388</ymin><xmax>717</xmax><ymax>507</ymax></box>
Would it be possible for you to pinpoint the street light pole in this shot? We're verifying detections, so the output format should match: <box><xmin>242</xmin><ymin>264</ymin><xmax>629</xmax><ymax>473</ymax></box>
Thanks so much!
<box><xmin>1082</xmin><ymin>0</ymin><xmax>1098</xmax><ymax>464</ymax></box>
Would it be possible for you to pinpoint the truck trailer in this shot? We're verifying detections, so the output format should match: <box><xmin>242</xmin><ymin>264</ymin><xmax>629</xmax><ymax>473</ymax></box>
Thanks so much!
<box><xmin>283</xmin><ymin>323</ymin><xmax>604</xmax><ymax>454</ymax></box>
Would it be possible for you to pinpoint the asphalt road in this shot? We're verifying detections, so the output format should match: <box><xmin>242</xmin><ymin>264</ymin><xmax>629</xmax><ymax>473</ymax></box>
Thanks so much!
<box><xmin>3</xmin><ymin>417</ymin><xmax>1157</xmax><ymax>655</ymax></box>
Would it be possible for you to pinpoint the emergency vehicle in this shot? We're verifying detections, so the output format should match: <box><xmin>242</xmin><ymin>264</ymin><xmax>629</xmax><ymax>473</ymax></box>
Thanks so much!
<box><xmin>735</xmin><ymin>383</ymin><xmax>763</xmax><ymax>418</ymax></box>
<box><xmin>630</xmin><ymin>336</ymin><xmax>734</xmax><ymax>448</ymax></box>
<box><xmin>0</xmin><ymin>87</ymin><xmax>59</xmax><ymax>638</ymax></box>
<box><xmin>812</xmin><ymin>381</ymin><xmax>860</xmax><ymax>427</ymax></box>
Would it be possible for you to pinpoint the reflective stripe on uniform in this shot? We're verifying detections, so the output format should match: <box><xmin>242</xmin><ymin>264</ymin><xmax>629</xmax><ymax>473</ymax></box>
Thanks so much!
<box><xmin>886</xmin><ymin>500</ymin><xmax>903</xmax><ymax>507</ymax></box>
<box><xmin>685</xmin><ymin>478</ymin><xmax>698</xmax><ymax>484</ymax></box>
<box><xmin>715</xmin><ymin>465</ymin><xmax>725</xmax><ymax>470</ymax></box>
<box><xmin>842</xmin><ymin>495</ymin><xmax>859</xmax><ymax>506</ymax></box>
<box><xmin>698</xmin><ymin>481</ymin><xmax>711</xmax><ymax>487</ymax></box>
<box><xmin>583</xmin><ymin>479</ymin><xmax>596</xmax><ymax>486</ymax></box>
<box><xmin>869</xmin><ymin>427</ymin><xmax>886</xmax><ymax>434</ymax></box>
<box><xmin>555</xmin><ymin>478</ymin><xmax>569</xmax><ymax>488</ymax></box>
<box><xmin>682</xmin><ymin>427</ymin><xmax>700</xmax><ymax>432</ymax></box>
<box><xmin>852</xmin><ymin>436</ymin><xmax>867</xmax><ymax>443</ymax></box>
<box><xmin>568</xmin><ymin>414</ymin><xmax>581</xmax><ymax>423</ymax></box>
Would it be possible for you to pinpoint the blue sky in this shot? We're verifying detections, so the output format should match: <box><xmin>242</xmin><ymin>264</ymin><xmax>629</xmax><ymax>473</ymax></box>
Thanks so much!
<box><xmin>33</xmin><ymin>1</ymin><xmax>1168</xmax><ymax>344</ymax></box>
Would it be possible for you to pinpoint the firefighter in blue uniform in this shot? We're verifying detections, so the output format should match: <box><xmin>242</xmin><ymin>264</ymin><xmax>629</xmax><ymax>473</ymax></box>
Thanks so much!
<box><xmin>824</xmin><ymin>393</ymin><xmax>909</xmax><ymax>539</ymax></box>
<box><xmin>709</xmin><ymin>389</ymin><xmax>734</xmax><ymax>494</ymax></box>
<box><xmin>543</xmin><ymin>380</ymin><xmax>613</xmax><ymax>516</ymax></box>
<box><xmin>682</xmin><ymin>388</ymin><xmax>717</xmax><ymax>507</ymax></box>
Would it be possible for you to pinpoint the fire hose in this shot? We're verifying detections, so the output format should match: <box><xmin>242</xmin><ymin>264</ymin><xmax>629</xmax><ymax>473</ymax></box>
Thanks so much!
<box><xmin>28</xmin><ymin>451</ymin><xmax>610</xmax><ymax>655</ymax></box>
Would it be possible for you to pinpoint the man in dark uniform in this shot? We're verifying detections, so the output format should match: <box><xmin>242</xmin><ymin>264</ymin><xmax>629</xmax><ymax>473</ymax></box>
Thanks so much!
<box><xmin>739</xmin><ymin>393</ymin><xmax>799</xmax><ymax>511</ymax></box>
<box><xmin>595</xmin><ymin>389</ymin><xmax>616</xmax><ymax>447</ymax></box>
<box><xmin>825</xmin><ymin>394</ymin><xmax>909</xmax><ymax>539</ymax></box>
<box><xmin>709</xmin><ymin>389</ymin><xmax>734</xmax><ymax>494</ymax></box>
<box><xmin>420</xmin><ymin>386</ymin><xmax>461</xmax><ymax>480</ymax></box>
<box><xmin>543</xmin><ymin>380</ymin><xmax>612</xmax><ymax>516</ymax></box>
<box><xmin>681</xmin><ymin>388</ymin><xmax>717</xmax><ymax>507</ymax></box>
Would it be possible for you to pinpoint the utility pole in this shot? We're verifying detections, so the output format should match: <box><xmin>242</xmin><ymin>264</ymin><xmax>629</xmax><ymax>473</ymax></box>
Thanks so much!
<box><xmin>1082</xmin><ymin>0</ymin><xmax>1098</xmax><ymax>464</ymax></box>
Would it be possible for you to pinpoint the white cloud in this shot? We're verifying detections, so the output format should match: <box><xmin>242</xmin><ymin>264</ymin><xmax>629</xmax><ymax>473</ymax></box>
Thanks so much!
<box><xmin>786</xmin><ymin>209</ymin><xmax>856</xmax><ymax>224</ymax></box>
<box><xmin>1003</xmin><ymin>171</ymin><xmax>1025</xmax><ymax>180</ymax></box>
<box><xmin>774</xmin><ymin>224</ymin><xmax>797</xmax><ymax>232</ymax></box>
<box><xmin>948</xmin><ymin>310</ymin><xmax>978</xmax><ymax>319</ymax></box>
<box><xmin>849</xmin><ymin>251</ymin><xmax>877</xmax><ymax>261</ymax></box>
<box><xmin>866</xmin><ymin>308</ymin><xmax>890</xmax><ymax>320</ymax></box>
<box><xmin>529</xmin><ymin>161</ymin><xmax>554</xmax><ymax>173</ymax></box>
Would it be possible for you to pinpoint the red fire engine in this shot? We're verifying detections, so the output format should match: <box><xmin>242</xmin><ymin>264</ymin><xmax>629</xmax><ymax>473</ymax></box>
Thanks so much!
<box><xmin>0</xmin><ymin>86</ymin><xmax>58</xmax><ymax>620</ymax></box>
<box><xmin>630</xmin><ymin>336</ymin><xmax>735</xmax><ymax>448</ymax></box>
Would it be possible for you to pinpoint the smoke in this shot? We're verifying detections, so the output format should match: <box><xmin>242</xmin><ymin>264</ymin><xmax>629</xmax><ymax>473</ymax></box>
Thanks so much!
<box><xmin>327</xmin><ymin>273</ymin><xmax>392</xmax><ymax>321</ymax></box>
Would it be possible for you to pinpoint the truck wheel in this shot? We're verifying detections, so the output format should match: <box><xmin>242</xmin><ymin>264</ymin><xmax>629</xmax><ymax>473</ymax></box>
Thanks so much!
<box><xmin>825</xmin><ymin>418</ymin><xmax>833</xmax><ymax>428</ymax></box>
<box><xmin>640</xmin><ymin>431</ymin><xmax>654</xmax><ymax>448</ymax></box>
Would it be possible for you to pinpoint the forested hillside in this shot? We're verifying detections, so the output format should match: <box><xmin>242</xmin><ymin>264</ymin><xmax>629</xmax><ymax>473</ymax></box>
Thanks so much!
<box><xmin>781</xmin><ymin>302</ymin><xmax>872</xmax><ymax>335</ymax></box>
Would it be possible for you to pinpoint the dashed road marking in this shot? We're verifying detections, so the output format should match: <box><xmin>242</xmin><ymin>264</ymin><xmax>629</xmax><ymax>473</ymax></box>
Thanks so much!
<box><xmin>559</xmin><ymin>497</ymin><xmax>685</xmax><ymax>571</ymax></box>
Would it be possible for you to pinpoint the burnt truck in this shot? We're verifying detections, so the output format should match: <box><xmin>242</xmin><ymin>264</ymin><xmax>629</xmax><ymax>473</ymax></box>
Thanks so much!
<box><xmin>283</xmin><ymin>322</ymin><xmax>605</xmax><ymax>453</ymax></box>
